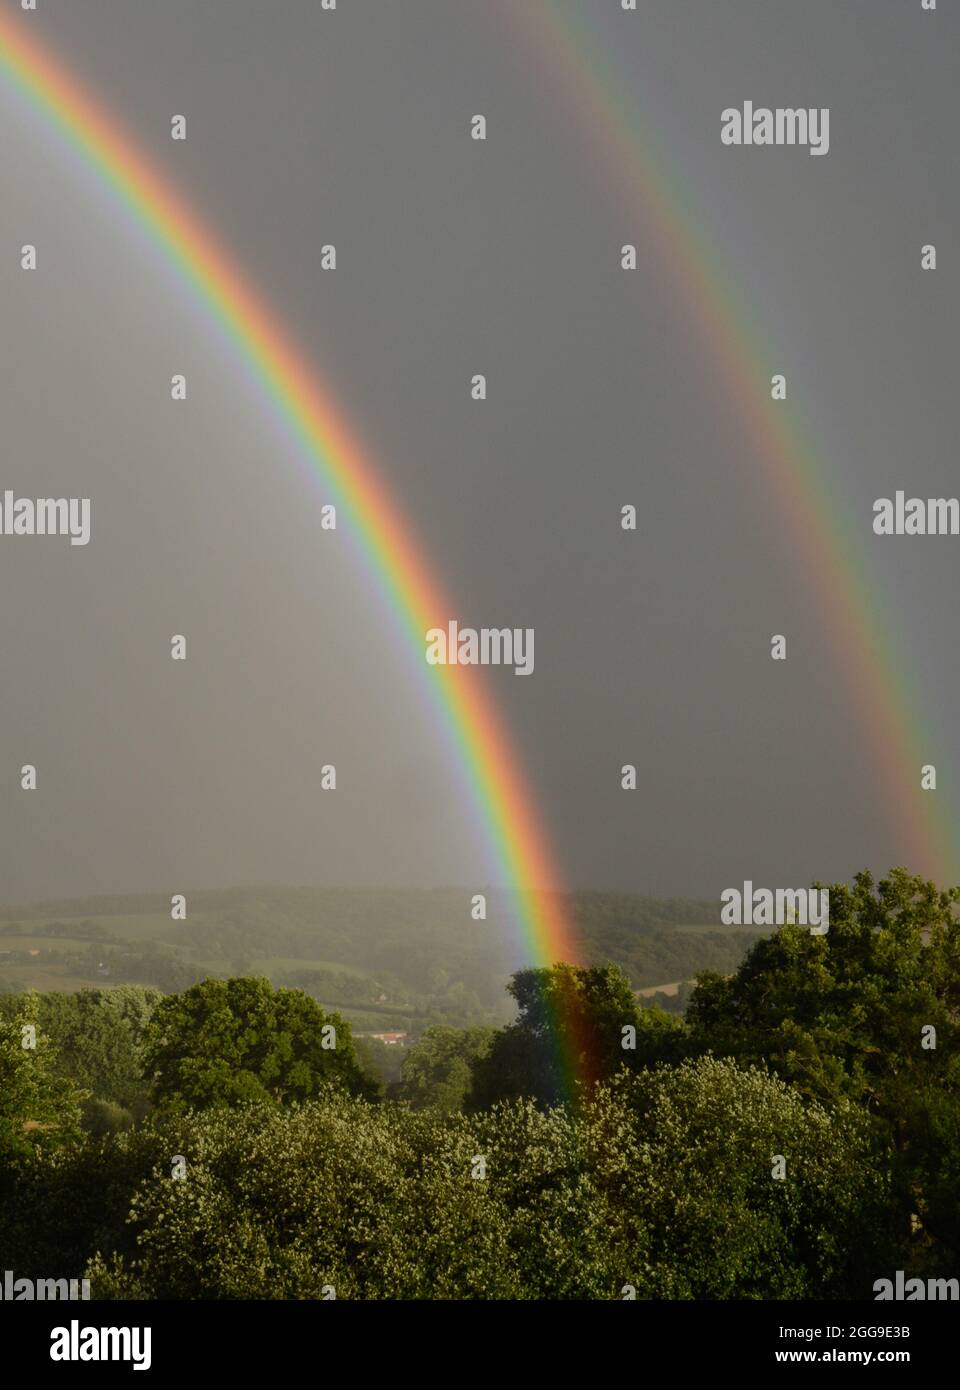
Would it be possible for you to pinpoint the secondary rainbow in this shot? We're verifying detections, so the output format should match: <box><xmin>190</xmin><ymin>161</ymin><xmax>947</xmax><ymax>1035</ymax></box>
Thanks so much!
<box><xmin>504</xmin><ymin>0</ymin><xmax>957</xmax><ymax>884</ymax></box>
<box><xmin>0</xmin><ymin>16</ymin><xmax>582</xmax><ymax>1008</ymax></box>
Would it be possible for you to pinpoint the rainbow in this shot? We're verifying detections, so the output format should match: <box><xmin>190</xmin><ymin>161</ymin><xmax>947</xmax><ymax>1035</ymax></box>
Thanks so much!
<box><xmin>504</xmin><ymin>2</ymin><xmax>957</xmax><ymax>885</ymax></box>
<box><xmin>0</xmin><ymin>13</ymin><xmax>584</xmax><ymax>1059</ymax></box>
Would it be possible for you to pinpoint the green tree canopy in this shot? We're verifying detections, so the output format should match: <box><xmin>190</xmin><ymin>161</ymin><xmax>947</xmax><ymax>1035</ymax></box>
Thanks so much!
<box><xmin>686</xmin><ymin>868</ymin><xmax>960</xmax><ymax>1262</ymax></box>
<box><xmin>67</xmin><ymin>1056</ymin><xmax>891</xmax><ymax>1301</ymax></box>
<box><xmin>399</xmin><ymin>1025</ymin><xmax>495</xmax><ymax>1111</ymax></box>
<box><xmin>141</xmin><ymin>976</ymin><xmax>375</xmax><ymax>1111</ymax></box>
<box><xmin>0</xmin><ymin>1006</ymin><xmax>84</xmax><ymax>1169</ymax></box>
<box><xmin>468</xmin><ymin>962</ymin><xmax>684</xmax><ymax>1109</ymax></box>
<box><xmin>0</xmin><ymin>987</ymin><xmax>159</xmax><ymax>1111</ymax></box>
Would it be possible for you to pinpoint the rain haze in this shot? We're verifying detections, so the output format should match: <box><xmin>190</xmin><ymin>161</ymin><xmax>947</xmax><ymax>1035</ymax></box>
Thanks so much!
<box><xmin>1</xmin><ymin>0</ymin><xmax>957</xmax><ymax>906</ymax></box>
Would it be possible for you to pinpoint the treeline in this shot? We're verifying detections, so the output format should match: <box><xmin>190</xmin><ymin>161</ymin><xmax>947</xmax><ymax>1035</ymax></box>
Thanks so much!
<box><xmin>7</xmin><ymin>1062</ymin><xmax>893</xmax><ymax>1300</ymax></box>
<box><xmin>568</xmin><ymin>890</ymin><xmax>719</xmax><ymax>929</ymax></box>
<box><xmin>579</xmin><ymin>926</ymin><xmax>759</xmax><ymax>990</ymax></box>
<box><xmin>0</xmin><ymin>870</ymin><xmax>956</xmax><ymax>1299</ymax></box>
<box><xmin>0</xmin><ymin>885</ymin><xmax>734</xmax><ymax>1018</ymax></box>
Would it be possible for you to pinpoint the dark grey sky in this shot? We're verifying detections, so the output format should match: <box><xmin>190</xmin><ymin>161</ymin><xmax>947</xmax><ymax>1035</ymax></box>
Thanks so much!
<box><xmin>1</xmin><ymin>0</ymin><xmax>957</xmax><ymax>903</ymax></box>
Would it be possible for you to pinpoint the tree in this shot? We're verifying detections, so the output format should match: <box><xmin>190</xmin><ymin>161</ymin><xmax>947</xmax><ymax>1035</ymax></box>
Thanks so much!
<box><xmin>685</xmin><ymin>868</ymin><xmax>960</xmax><ymax>1263</ymax></box>
<box><xmin>0</xmin><ymin>986</ymin><xmax>163</xmax><ymax>1130</ymax></box>
<box><xmin>576</xmin><ymin>1057</ymin><xmax>896</xmax><ymax>1298</ymax></box>
<box><xmin>399</xmin><ymin>1025</ymin><xmax>495</xmax><ymax>1111</ymax></box>
<box><xmin>468</xmin><ymin>962</ymin><xmax>684</xmax><ymax>1109</ymax></box>
<box><xmin>1</xmin><ymin>990</ymin><xmax>144</xmax><ymax>1110</ymax></box>
<box><xmin>141</xmin><ymin>976</ymin><xmax>375</xmax><ymax>1111</ymax></box>
<box><xmin>79</xmin><ymin>1057</ymin><xmax>892</xmax><ymax>1300</ymax></box>
<box><xmin>0</xmin><ymin>1007</ymin><xmax>84</xmax><ymax>1168</ymax></box>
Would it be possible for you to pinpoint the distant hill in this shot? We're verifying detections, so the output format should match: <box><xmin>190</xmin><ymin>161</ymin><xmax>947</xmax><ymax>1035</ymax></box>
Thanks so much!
<box><xmin>0</xmin><ymin>885</ymin><xmax>756</xmax><ymax>1030</ymax></box>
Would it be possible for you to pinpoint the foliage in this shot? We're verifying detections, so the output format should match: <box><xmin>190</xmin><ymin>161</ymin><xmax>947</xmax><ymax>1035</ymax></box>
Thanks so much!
<box><xmin>0</xmin><ymin>1007</ymin><xmax>84</xmax><ymax>1170</ymax></box>
<box><xmin>1</xmin><ymin>872</ymin><xmax>954</xmax><ymax>1298</ymax></box>
<box><xmin>399</xmin><ymin>1025</ymin><xmax>495</xmax><ymax>1111</ymax></box>
<box><xmin>66</xmin><ymin>1058</ymin><xmax>893</xmax><ymax>1300</ymax></box>
<box><xmin>141</xmin><ymin>977</ymin><xmax>376</xmax><ymax>1111</ymax></box>
<box><xmin>468</xmin><ymin>963</ymin><xmax>684</xmax><ymax>1109</ymax></box>
<box><xmin>0</xmin><ymin>987</ymin><xmax>160</xmax><ymax>1113</ymax></box>
<box><xmin>685</xmin><ymin>868</ymin><xmax>960</xmax><ymax>1258</ymax></box>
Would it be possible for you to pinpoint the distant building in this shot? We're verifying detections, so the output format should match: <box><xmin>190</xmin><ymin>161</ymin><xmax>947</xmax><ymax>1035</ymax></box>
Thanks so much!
<box><xmin>357</xmin><ymin>1031</ymin><xmax>408</xmax><ymax>1046</ymax></box>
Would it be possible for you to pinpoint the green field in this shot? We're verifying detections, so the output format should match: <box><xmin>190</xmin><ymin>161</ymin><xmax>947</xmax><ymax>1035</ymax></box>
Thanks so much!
<box><xmin>0</xmin><ymin>886</ymin><xmax>753</xmax><ymax>1031</ymax></box>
